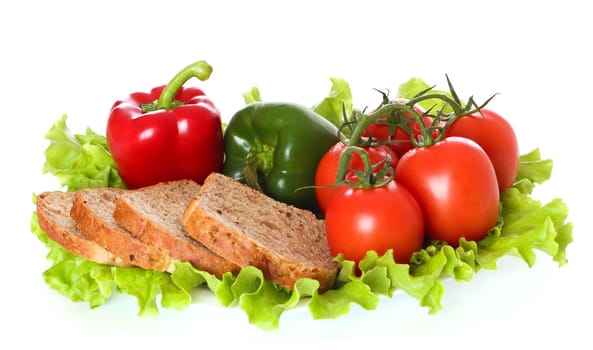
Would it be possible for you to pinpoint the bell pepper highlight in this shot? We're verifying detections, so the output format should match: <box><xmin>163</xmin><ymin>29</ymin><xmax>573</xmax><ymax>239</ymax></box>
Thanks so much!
<box><xmin>107</xmin><ymin>61</ymin><xmax>224</xmax><ymax>189</ymax></box>
<box><xmin>223</xmin><ymin>102</ymin><xmax>340</xmax><ymax>213</ymax></box>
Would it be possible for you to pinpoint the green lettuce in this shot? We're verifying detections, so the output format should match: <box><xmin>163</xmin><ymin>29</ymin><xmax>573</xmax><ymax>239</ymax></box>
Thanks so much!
<box><xmin>312</xmin><ymin>77</ymin><xmax>354</xmax><ymax>133</ymax></box>
<box><xmin>397</xmin><ymin>77</ymin><xmax>457</xmax><ymax>113</ymax></box>
<box><xmin>31</xmin><ymin>97</ymin><xmax>572</xmax><ymax>331</ymax></box>
<box><xmin>31</xmin><ymin>210</ymin><xmax>114</xmax><ymax>308</ymax></box>
<box><xmin>242</xmin><ymin>87</ymin><xmax>263</xmax><ymax>104</ymax></box>
<box><xmin>43</xmin><ymin>114</ymin><xmax>125</xmax><ymax>190</ymax></box>
<box><xmin>243</xmin><ymin>78</ymin><xmax>354</xmax><ymax>135</ymax></box>
<box><xmin>32</xmin><ymin>206</ymin><xmax>203</xmax><ymax>315</ymax></box>
<box><xmin>113</xmin><ymin>265</ymin><xmax>191</xmax><ymax>316</ymax></box>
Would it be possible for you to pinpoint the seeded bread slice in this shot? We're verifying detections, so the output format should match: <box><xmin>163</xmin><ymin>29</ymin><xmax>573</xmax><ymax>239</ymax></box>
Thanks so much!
<box><xmin>113</xmin><ymin>179</ymin><xmax>240</xmax><ymax>278</ymax></box>
<box><xmin>182</xmin><ymin>173</ymin><xmax>338</xmax><ymax>291</ymax></box>
<box><xmin>36</xmin><ymin>191</ymin><xmax>129</xmax><ymax>266</ymax></box>
<box><xmin>70</xmin><ymin>188</ymin><xmax>173</xmax><ymax>272</ymax></box>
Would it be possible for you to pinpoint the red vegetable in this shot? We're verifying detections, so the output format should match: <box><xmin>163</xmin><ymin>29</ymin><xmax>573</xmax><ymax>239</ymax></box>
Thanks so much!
<box><xmin>446</xmin><ymin>108</ymin><xmax>519</xmax><ymax>192</ymax></box>
<box><xmin>324</xmin><ymin>179</ymin><xmax>424</xmax><ymax>264</ymax></box>
<box><xmin>314</xmin><ymin>142</ymin><xmax>398</xmax><ymax>214</ymax></box>
<box><xmin>363</xmin><ymin>98</ymin><xmax>433</xmax><ymax>156</ymax></box>
<box><xmin>394</xmin><ymin>137</ymin><xmax>500</xmax><ymax>245</ymax></box>
<box><xmin>107</xmin><ymin>61</ymin><xmax>223</xmax><ymax>189</ymax></box>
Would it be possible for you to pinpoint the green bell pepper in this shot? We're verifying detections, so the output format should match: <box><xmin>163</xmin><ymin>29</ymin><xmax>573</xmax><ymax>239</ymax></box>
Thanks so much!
<box><xmin>223</xmin><ymin>102</ymin><xmax>340</xmax><ymax>213</ymax></box>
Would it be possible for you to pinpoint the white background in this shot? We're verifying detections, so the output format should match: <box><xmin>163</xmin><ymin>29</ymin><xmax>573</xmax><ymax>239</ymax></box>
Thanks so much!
<box><xmin>2</xmin><ymin>1</ymin><xmax>591</xmax><ymax>349</ymax></box>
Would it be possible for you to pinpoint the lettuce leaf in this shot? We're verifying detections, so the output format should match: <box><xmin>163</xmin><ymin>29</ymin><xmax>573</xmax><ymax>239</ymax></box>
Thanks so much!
<box><xmin>515</xmin><ymin>148</ymin><xmax>554</xmax><ymax>187</ymax></box>
<box><xmin>325</xmin><ymin>147</ymin><xmax>572</xmax><ymax>318</ymax></box>
<box><xmin>312</xmin><ymin>77</ymin><xmax>353</xmax><ymax>133</ymax></box>
<box><xmin>219</xmin><ymin>266</ymin><xmax>311</xmax><ymax>331</ymax></box>
<box><xmin>242</xmin><ymin>87</ymin><xmax>263</xmax><ymax>105</ymax></box>
<box><xmin>397</xmin><ymin>77</ymin><xmax>458</xmax><ymax>113</ymax></box>
<box><xmin>242</xmin><ymin>78</ymin><xmax>353</xmax><ymax>134</ymax></box>
<box><xmin>113</xmin><ymin>266</ymin><xmax>192</xmax><ymax>316</ymax></box>
<box><xmin>43</xmin><ymin>114</ymin><xmax>125</xmax><ymax>191</ymax></box>
<box><xmin>31</xmin><ymin>210</ymin><xmax>114</xmax><ymax>308</ymax></box>
<box><xmin>32</xmin><ymin>98</ymin><xmax>573</xmax><ymax>331</ymax></box>
<box><xmin>32</xmin><ymin>209</ymin><xmax>202</xmax><ymax>315</ymax></box>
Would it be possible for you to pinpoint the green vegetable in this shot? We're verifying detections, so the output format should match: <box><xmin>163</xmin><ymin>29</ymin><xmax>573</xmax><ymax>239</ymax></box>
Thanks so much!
<box><xmin>222</xmin><ymin>102</ymin><xmax>340</xmax><ymax>212</ymax></box>
<box><xmin>248</xmin><ymin>78</ymin><xmax>353</xmax><ymax>131</ymax></box>
<box><xmin>397</xmin><ymin>77</ymin><xmax>457</xmax><ymax>113</ymax></box>
<box><xmin>31</xmin><ymin>199</ymin><xmax>202</xmax><ymax>315</ymax></box>
<box><xmin>43</xmin><ymin>114</ymin><xmax>125</xmax><ymax>190</ymax></box>
<box><xmin>242</xmin><ymin>87</ymin><xmax>262</xmax><ymax>104</ymax></box>
<box><xmin>31</xmin><ymin>86</ymin><xmax>572</xmax><ymax>331</ymax></box>
<box><xmin>312</xmin><ymin>77</ymin><xmax>353</xmax><ymax>134</ymax></box>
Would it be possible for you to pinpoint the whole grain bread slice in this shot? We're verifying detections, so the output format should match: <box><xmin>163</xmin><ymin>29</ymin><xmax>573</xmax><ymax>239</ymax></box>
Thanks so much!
<box><xmin>182</xmin><ymin>173</ymin><xmax>338</xmax><ymax>292</ymax></box>
<box><xmin>113</xmin><ymin>179</ymin><xmax>240</xmax><ymax>278</ymax></box>
<box><xmin>36</xmin><ymin>191</ymin><xmax>129</xmax><ymax>266</ymax></box>
<box><xmin>70</xmin><ymin>188</ymin><xmax>173</xmax><ymax>272</ymax></box>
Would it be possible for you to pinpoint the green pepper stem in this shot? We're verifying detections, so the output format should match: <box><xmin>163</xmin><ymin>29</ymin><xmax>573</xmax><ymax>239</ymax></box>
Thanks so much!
<box><xmin>156</xmin><ymin>60</ymin><xmax>213</xmax><ymax>110</ymax></box>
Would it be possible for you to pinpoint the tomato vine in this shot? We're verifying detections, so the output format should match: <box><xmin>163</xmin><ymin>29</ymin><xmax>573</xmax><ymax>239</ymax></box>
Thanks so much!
<box><xmin>334</xmin><ymin>76</ymin><xmax>495</xmax><ymax>187</ymax></box>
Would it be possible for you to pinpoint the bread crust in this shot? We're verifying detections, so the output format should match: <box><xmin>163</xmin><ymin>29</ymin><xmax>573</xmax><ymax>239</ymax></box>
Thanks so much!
<box><xmin>183</xmin><ymin>193</ymin><xmax>337</xmax><ymax>292</ymax></box>
<box><xmin>70</xmin><ymin>189</ymin><xmax>173</xmax><ymax>272</ymax></box>
<box><xmin>36</xmin><ymin>192</ymin><xmax>129</xmax><ymax>266</ymax></box>
<box><xmin>37</xmin><ymin>176</ymin><xmax>337</xmax><ymax>292</ymax></box>
<box><xmin>114</xmin><ymin>192</ymin><xmax>240</xmax><ymax>278</ymax></box>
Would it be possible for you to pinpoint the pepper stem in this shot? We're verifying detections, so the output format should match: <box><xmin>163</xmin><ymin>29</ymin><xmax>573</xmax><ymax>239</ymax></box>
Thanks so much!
<box><xmin>156</xmin><ymin>60</ymin><xmax>213</xmax><ymax>110</ymax></box>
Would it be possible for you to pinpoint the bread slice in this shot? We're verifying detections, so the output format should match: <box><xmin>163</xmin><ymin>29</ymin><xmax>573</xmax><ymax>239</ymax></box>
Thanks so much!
<box><xmin>70</xmin><ymin>188</ymin><xmax>173</xmax><ymax>272</ymax></box>
<box><xmin>36</xmin><ymin>191</ymin><xmax>129</xmax><ymax>266</ymax></box>
<box><xmin>113</xmin><ymin>179</ymin><xmax>240</xmax><ymax>278</ymax></box>
<box><xmin>182</xmin><ymin>173</ymin><xmax>338</xmax><ymax>291</ymax></box>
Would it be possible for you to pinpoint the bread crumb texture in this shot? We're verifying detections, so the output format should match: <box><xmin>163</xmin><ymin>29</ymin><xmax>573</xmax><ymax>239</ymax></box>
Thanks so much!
<box><xmin>195</xmin><ymin>173</ymin><xmax>337</xmax><ymax>276</ymax></box>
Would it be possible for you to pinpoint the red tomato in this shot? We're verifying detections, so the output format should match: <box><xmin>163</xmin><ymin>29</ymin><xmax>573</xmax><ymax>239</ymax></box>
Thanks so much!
<box><xmin>394</xmin><ymin>137</ymin><xmax>500</xmax><ymax>245</ymax></box>
<box><xmin>364</xmin><ymin>98</ymin><xmax>432</xmax><ymax>156</ymax></box>
<box><xmin>314</xmin><ymin>142</ymin><xmax>398</xmax><ymax>214</ymax></box>
<box><xmin>445</xmin><ymin>108</ymin><xmax>519</xmax><ymax>192</ymax></box>
<box><xmin>324</xmin><ymin>180</ymin><xmax>424</xmax><ymax>264</ymax></box>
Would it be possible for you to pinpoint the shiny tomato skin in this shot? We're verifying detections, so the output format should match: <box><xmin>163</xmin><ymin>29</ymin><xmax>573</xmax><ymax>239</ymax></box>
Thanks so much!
<box><xmin>324</xmin><ymin>180</ymin><xmax>424</xmax><ymax>264</ymax></box>
<box><xmin>394</xmin><ymin>137</ymin><xmax>500</xmax><ymax>245</ymax></box>
<box><xmin>314</xmin><ymin>142</ymin><xmax>398</xmax><ymax>214</ymax></box>
<box><xmin>364</xmin><ymin>98</ymin><xmax>431</xmax><ymax>156</ymax></box>
<box><xmin>446</xmin><ymin>108</ymin><xmax>519</xmax><ymax>192</ymax></box>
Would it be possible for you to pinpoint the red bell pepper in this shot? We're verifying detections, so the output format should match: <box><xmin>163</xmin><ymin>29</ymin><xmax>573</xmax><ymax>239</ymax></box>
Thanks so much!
<box><xmin>107</xmin><ymin>61</ymin><xmax>224</xmax><ymax>189</ymax></box>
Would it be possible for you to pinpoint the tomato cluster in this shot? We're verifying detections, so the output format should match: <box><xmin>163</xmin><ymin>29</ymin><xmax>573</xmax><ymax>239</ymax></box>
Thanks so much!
<box><xmin>316</xmin><ymin>97</ymin><xmax>519</xmax><ymax>266</ymax></box>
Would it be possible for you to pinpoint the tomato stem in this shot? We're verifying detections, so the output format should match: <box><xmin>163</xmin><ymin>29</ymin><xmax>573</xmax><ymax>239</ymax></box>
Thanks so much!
<box><xmin>336</xmin><ymin>145</ymin><xmax>394</xmax><ymax>189</ymax></box>
<box><xmin>334</xmin><ymin>78</ymin><xmax>494</xmax><ymax>187</ymax></box>
<box><xmin>336</xmin><ymin>104</ymin><xmax>410</xmax><ymax>184</ymax></box>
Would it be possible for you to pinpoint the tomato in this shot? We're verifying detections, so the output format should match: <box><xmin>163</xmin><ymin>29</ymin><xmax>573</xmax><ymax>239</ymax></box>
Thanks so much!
<box><xmin>394</xmin><ymin>137</ymin><xmax>500</xmax><ymax>245</ymax></box>
<box><xmin>314</xmin><ymin>142</ymin><xmax>398</xmax><ymax>214</ymax></box>
<box><xmin>364</xmin><ymin>98</ymin><xmax>433</xmax><ymax>156</ymax></box>
<box><xmin>324</xmin><ymin>180</ymin><xmax>424</xmax><ymax>264</ymax></box>
<box><xmin>445</xmin><ymin>108</ymin><xmax>519</xmax><ymax>193</ymax></box>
